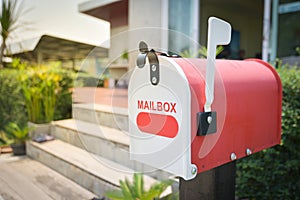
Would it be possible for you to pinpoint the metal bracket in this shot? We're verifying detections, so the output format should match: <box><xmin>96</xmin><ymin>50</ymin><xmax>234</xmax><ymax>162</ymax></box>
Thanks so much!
<box><xmin>197</xmin><ymin>111</ymin><xmax>217</xmax><ymax>136</ymax></box>
<box><xmin>136</xmin><ymin>41</ymin><xmax>160</xmax><ymax>86</ymax></box>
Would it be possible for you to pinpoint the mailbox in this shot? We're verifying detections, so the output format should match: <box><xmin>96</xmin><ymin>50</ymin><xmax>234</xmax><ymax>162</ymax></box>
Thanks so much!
<box><xmin>128</xmin><ymin>18</ymin><xmax>282</xmax><ymax>180</ymax></box>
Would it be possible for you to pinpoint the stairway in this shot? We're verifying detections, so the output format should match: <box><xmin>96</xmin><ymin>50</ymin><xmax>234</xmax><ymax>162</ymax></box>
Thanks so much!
<box><xmin>26</xmin><ymin>103</ymin><xmax>173</xmax><ymax>198</ymax></box>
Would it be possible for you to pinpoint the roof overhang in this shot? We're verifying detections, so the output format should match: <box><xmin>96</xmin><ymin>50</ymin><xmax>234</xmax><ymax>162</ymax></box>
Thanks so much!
<box><xmin>79</xmin><ymin>0</ymin><xmax>121</xmax><ymax>12</ymax></box>
<box><xmin>8</xmin><ymin>35</ymin><xmax>108</xmax><ymax>61</ymax></box>
<box><xmin>79</xmin><ymin>0</ymin><xmax>128</xmax><ymax>28</ymax></box>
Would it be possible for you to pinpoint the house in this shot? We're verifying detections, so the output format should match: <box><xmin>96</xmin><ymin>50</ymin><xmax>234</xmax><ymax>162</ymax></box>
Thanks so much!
<box><xmin>5</xmin><ymin>0</ymin><xmax>110</xmax><ymax>74</ymax></box>
<box><xmin>79</xmin><ymin>0</ymin><xmax>300</xmax><ymax>83</ymax></box>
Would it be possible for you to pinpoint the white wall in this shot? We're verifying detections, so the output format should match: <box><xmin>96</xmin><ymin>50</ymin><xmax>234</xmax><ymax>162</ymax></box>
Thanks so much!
<box><xmin>109</xmin><ymin>25</ymin><xmax>129</xmax><ymax>63</ymax></box>
<box><xmin>128</xmin><ymin>0</ymin><xmax>168</xmax><ymax>69</ymax></box>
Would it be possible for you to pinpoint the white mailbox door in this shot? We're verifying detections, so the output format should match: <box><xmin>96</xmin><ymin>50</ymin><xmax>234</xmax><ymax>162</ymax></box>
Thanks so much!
<box><xmin>128</xmin><ymin>56</ymin><xmax>197</xmax><ymax>180</ymax></box>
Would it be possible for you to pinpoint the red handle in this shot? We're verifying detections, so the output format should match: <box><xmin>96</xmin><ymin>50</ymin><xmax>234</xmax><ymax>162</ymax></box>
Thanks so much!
<box><xmin>136</xmin><ymin>112</ymin><xmax>178</xmax><ymax>138</ymax></box>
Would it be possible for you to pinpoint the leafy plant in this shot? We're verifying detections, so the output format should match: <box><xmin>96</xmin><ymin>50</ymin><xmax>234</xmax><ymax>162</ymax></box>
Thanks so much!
<box><xmin>296</xmin><ymin>46</ymin><xmax>300</xmax><ymax>55</ymax></box>
<box><xmin>53</xmin><ymin>67</ymin><xmax>75</xmax><ymax>120</ymax></box>
<box><xmin>0</xmin><ymin>0</ymin><xmax>27</xmax><ymax>67</ymax></box>
<box><xmin>18</xmin><ymin>64</ymin><xmax>75</xmax><ymax>123</ymax></box>
<box><xmin>4</xmin><ymin>122</ymin><xmax>31</xmax><ymax>144</ymax></box>
<box><xmin>106</xmin><ymin>173</ymin><xmax>175</xmax><ymax>200</ymax></box>
<box><xmin>0</xmin><ymin>68</ymin><xmax>27</xmax><ymax>131</ymax></box>
<box><xmin>0</xmin><ymin>60</ymin><xmax>75</xmax><ymax>128</ymax></box>
<box><xmin>19</xmin><ymin>66</ymin><xmax>59</xmax><ymax>123</ymax></box>
<box><xmin>121</xmin><ymin>50</ymin><xmax>129</xmax><ymax>60</ymax></box>
<box><xmin>180</xmin><ymin>46</ymin><xmax>224</xmax><ymax>58</ymax></box>
<box><xmin>236</xmin><ymin>66</ymin><xmax>300</xmax><ymax>199</ymax></box>
<box><xmin>0</xmin><ymin>130</ymin><xmax>13</xmax><ymax>146</ymax></box>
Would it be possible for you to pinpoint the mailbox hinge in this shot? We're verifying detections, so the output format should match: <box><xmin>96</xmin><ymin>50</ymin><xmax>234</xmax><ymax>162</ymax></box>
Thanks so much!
<box><xmin>136</xmin><ymin>41</ymin><xmax>160</xmax><ymax>86</ymax></box>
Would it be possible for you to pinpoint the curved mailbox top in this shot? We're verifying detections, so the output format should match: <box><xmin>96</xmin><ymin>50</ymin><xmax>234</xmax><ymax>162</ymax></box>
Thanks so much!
<box><xmin>173</xmin><ymin>58</ymin><xmax>282</xmax><ymax>174</ymax></box>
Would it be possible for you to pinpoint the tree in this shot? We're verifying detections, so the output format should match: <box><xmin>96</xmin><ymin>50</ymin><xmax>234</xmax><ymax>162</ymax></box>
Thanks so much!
<box><xmin>0</xmin><ymin>0</ymin><xmax>22</xmax><ymax>68</ymax></box>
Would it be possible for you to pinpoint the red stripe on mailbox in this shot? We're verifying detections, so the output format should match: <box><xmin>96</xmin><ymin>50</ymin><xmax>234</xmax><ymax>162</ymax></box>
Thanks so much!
<box><xmin>136</xmin><ymin>112</ymin><xmax>178</xmax><ymax>138</ymax></box>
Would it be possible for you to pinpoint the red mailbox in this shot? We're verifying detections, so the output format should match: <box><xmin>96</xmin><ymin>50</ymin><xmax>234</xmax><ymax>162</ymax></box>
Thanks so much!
<box><xmin>128</xmin><ymin>17</ymin><xmax>282</xmax><ymax>180</ymax></box>
<box><xmin>175</xmin><ymin>58</ymin><xmax>282</xmax><ymax>172</ymax></box>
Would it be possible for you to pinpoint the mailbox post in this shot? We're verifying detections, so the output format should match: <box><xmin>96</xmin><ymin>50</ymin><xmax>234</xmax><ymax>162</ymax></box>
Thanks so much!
<box><xmin>179</xmin><ymin>161</ymin><xmax>236</xmax><ymax>200</ymax></box>
<box><xmin>128</xmin><ymin>17</ymin><xmax>282</xmax><ymax>199</ymax></box>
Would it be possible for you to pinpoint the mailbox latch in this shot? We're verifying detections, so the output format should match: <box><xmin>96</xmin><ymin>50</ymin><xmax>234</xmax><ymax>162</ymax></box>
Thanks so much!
<box><xmin>197</xmin><ymin>111</ymin><xmax>217</xmax><ymax>136</ymax></box>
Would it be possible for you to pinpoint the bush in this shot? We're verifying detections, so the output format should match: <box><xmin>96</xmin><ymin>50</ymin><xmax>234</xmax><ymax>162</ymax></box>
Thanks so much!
<box><xmin>18</xmin><ymin>64</ymin><xmax>75</xmax><ymax>123</ymax></box>
<box><xmin>236</xmin><ymin>67</ymin><xmax>300</xmax><ymax>199</ymax></box>
<box><xmin>0</xmin><ymin>61</ymin><xmax>75</xmax><ymax>129</ymax></box>
<box><xmin>0</xmin><ymin>69</ymin><xmax>27</xmax><ymax>130</ymax></box>
<box><xmin>5</xmin><ymin>122</ymin><xmax>30</xmax><ymax>144</ymax></box>
<box><xmin>106</xmin><ymin>173</ymin><xmax>176</xmax><ymax>200</ymax></box>
<box><xmin>54</xmin><ymin>68</ymin><xmax>74</xmax><ymax>120</ymax></box>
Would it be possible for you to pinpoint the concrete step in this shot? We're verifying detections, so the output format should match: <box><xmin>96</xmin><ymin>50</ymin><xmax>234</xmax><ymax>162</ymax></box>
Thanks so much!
<box><xmin>26</xmin><ymin>139</ymin><xmax>166</xmax><ymax>198</ymax></box>
<box><xmin>72</xmin><ymin>103</ymin><xmax>128</xmax><ymax>131</ymax></box>
<box><xmin>51</xmin><ymin>119</ymin><xmax>132</xmax><ymax>168</ymax></box>
<box><xmin>51</xmin><ymin>119</ymin><xmax>171</xmax><ymax>180</ymax></box>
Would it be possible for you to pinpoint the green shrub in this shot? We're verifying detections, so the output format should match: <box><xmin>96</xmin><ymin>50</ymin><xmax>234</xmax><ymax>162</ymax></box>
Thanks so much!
<box><xmin>0</xmin><ymin>130</ymin><xmax>14</xmax><ymax>146</ymax></box>
<box><xmin>106</xmin><ymin>173</ymin><xmax>176</xmax><ymax>200</ymax></box>
<box><xmin>0</xmin><ymin>60</ymin><xmax>75</xmax><ymax>129</ymax></box>
<box><xmin>236</xmin><ymin>67</ymin><xmax>300</xmax><ymax>199</ymax></box>
<box><xmin>46</xmin><ymin>66</ymin><xmax>75</xmax><ymax>121</ymax></box>
<box><xmin>4</xmin><ymin>122</ymin><xmax>31</xmax><ymax>144</ymax></box>
<box><xmin>0</xmin><ymin>69</ymin><xmax>27</xmax><ymax>130</ymax></box>
<box><xmin>18</xmin><ymin>65</ymin><xmax>75</xmax><ymax>123</ymax></box>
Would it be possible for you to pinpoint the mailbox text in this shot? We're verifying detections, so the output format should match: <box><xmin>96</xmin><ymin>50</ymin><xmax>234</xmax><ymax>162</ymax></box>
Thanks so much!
<box><xmin>137</xmin><ymin>100</ymin><xmax>177</xmax><ymax>113</ymax></box>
